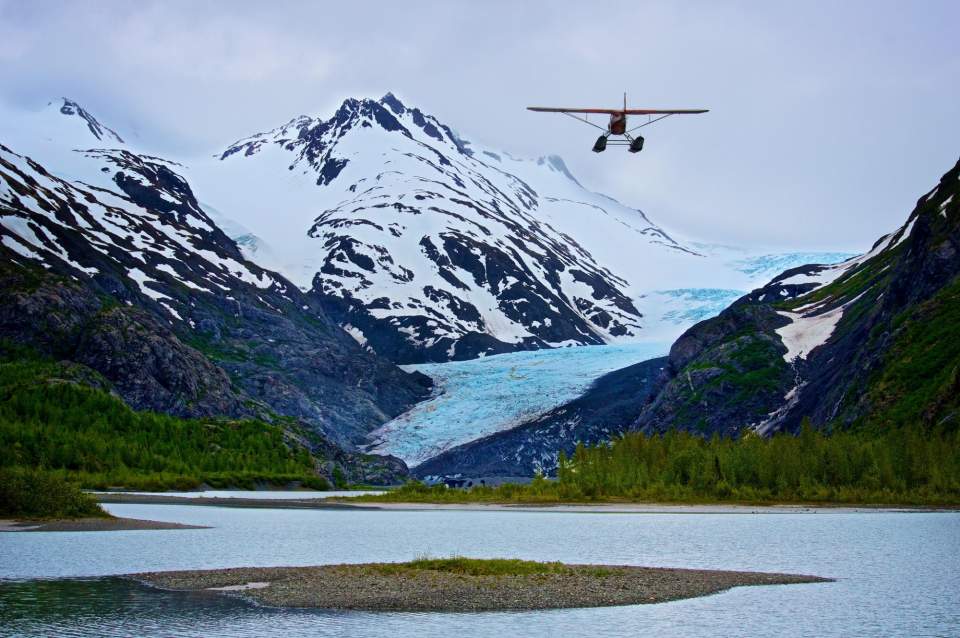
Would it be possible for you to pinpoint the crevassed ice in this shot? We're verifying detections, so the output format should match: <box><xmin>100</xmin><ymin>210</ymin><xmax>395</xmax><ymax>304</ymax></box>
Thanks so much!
<box><xmin>367</xmin><ymin>341</ymin><xmax>669</xmax><ymax>466</ymax></box>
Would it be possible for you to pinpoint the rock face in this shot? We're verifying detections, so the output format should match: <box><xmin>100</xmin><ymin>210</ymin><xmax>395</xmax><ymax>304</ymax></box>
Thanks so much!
<box><xmin>632</xmin><ymin>157</ymin><xmax>960</xmax><ymax>436</ymax></box>
<box><xmin>73</xmin><ymin>307</ymin><xmax>250</xmax><ymax>419</ymax></box>
<box><xmin>0</xmin><ymin>263</ymin><xmax>412</xmax><ymax>486</ymax></box>
<box><xmin>414</xmin><ymin>357</ymin><xmax>667</xmax><ymax>478</ymax></box>
<box><xmin>0</xmin><ymin>260</ymin><xmax>247</xmax><ymax>419</ymax></box>
<box><xmin>56</xmin><ymin>98</ymin><xmax>124</xmax><ymax>143</ymax></box>
<box><xmin>631</xmin><ymin>302</ymin><xmax>795</xmax><ymax>437</ymax></box>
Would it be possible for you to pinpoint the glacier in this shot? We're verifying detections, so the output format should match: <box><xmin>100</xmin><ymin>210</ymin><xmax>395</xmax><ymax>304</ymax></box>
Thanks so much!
<box><xmin>366</xmin><ymin>341</ymin><xmax>670</xmax><ymax>466</ymax></box>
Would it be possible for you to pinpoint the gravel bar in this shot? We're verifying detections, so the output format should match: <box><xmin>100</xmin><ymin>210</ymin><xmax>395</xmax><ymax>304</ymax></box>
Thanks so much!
<box><xmin>0</xmin><ymin>517</ymin><xmax>207</xmax><ymax>532</ymax></box>
<box><xmin>130</xmin><ymin>563</ymin><xmax>832</xmax><ymax>611</ymax></box>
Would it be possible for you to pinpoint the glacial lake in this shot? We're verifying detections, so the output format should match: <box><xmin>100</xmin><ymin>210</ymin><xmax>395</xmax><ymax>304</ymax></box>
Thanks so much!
<box><xmin>1</xmin><ymin>504</ymin><xmax>958</xmax><ymax>637</ymax></box>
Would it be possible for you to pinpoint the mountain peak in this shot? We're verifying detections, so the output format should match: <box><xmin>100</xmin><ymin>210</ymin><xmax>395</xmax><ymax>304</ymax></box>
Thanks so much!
<box><xmin>49</xmin><ymin>97</ymin><xmax>125</xmax><ymax>144</ymax></box>
<box><xmin>221</xmin><ymin>92</ymin><xmax>473</xmax><ymax>166</ymax></box>
<box><xmin>379</xmin><ymin>92</ymin><xmax>406</xmax><ymax>114</ymax></box>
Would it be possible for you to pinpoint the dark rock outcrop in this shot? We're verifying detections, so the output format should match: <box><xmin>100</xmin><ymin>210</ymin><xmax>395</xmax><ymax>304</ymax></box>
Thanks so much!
<box><xmin>0</xmin><ymin>261</ymin><xmax>249</xmax><ymax>418</ymax></box>
<box><xmin>74</xmin><ymin>307</ymin><xmax>249</xmax><ymax>418</ymax></box>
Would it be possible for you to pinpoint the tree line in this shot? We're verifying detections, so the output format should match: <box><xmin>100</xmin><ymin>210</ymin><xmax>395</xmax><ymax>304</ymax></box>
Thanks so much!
<box><xmin>364</xmin><ymin>423</ymin><xmax>960</xmax><ymax>505</ymax></box>
<box><xmin>552</xmin><ymin>423</ymin><xmax>960</xmax><ymax>503</ymax></box>
<box><xmin>0</xmin><ymin>358</ymin><xmax>327</xmax><ymax>490</ymax></box>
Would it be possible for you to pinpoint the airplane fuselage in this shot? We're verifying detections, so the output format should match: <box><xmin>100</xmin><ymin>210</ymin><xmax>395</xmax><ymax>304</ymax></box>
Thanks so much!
<box><xmin>608</xmin><ymin>112</ymin><xmax>627</xmax><ymax>135</ymax></box>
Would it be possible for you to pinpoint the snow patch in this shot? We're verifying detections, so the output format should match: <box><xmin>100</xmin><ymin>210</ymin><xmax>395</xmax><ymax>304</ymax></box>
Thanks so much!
<box><xmin>1</xmin><ymin>233</ymin><xmax>47</xmax><ymax>265</ymax></box>
<box><xmin>775</xmin><ymin>292</ymin><xmax>867</xmax><ymax>362</ymax></box>
<box><xmin>159</xmin><ymin>300</ymin><xmax>183</xmax><ymax>321</ymax></box>
<box><xmin>127</xmin><ymin>267</ymin><xmax>170</xmax><ymax>302</ymax></box>
<box><xmin>940</xmin><ymin>194</ymin><xmax>953</xmax><ymax>218</ymax></box>
<box><xmin>778</xmin><ymin>265</ymin><xmax>847</xmax><ymax>287</ymax></box>
<box><xmin>891</xmin><ymin>217</ymin><xmax>916</xmax><ymax>248</ymax></box>
<box><xmin>775</xmin><ymin>306</ymin><xmax>845</xmax><ymax>362</ymax></box>
<box><xmin>342</xmin><ymin>323</ymin><xmax>367</xmax><ymax>346</ymax></box>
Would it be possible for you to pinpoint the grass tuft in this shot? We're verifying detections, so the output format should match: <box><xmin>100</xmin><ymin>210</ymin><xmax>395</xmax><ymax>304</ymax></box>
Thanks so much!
<box><xmin>372</xmin><ymin>556</ymin><xmax>608</xmax><ymax>577</ymax></box>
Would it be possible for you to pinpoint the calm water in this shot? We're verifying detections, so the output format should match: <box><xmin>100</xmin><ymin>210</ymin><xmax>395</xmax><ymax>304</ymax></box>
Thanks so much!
<box><xmin>1</xmin><ymin>504</ymin><xmax>958</xmax><ymax>637</ymax></box>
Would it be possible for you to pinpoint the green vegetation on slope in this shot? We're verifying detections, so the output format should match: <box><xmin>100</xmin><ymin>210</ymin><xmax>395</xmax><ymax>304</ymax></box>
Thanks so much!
<box><xmin>0</xmin><ymin>467</ymin><xmax>108</xmax><ymax>519</ymax></box>
<box><xmin>863</xmin><ymin>276</ymin><xmax>960</xmax><ymax>429</ymax></box>
<box><xmin>676</xmin><ymin>333</ymin><xmax>790</xmax><ymax>430</ymax></box>
<box><xmin>0</xmin><ymin>354</ymin><xmax>329</xmax><ymax>490</ymax></box>
<box><xmin>354</xmin><ymin>425</ymin><xmax>960</xmax><ymax>506</ymax></box>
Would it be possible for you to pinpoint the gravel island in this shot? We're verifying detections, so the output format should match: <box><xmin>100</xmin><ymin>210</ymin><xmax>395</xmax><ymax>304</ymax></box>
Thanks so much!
<box><xmin>130</xmin><ymin>558</ymin><xmax>831</xmax><ymax>611</ymax></box>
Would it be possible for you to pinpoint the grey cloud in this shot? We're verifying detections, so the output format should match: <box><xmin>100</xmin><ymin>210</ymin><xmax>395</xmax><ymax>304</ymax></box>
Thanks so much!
<box><xmin>1</xmin><ymin>0</ymin><xmax>958</xmax><ymax>250</ymax></box>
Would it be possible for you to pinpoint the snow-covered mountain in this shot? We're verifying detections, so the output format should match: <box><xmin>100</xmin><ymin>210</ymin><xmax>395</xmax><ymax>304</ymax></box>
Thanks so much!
<box><xmin>188</xmin><ymin>93</ymin><xmax>842</xmax><ymax>363</ymax></box>
<box><xmin>0</xmin><ymin>98</ymin><xmax>430</xmax><ymax>453</ymax></box>
<box><xmin>0</xmin><ymin>99</ymin><xmax>286</xmax><ymax>324</ymax></box>
<box><xmin>186</xmin><ymin>94</ymin><xmax>667</xmax><ymax>362</ymax></box>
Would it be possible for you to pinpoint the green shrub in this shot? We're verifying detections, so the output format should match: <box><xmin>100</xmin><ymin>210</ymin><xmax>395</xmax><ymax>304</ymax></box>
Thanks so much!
<box><xmin>0</xmin><ymin>467</ymin><xmax>108</xmax><ymax>519</ymax></box>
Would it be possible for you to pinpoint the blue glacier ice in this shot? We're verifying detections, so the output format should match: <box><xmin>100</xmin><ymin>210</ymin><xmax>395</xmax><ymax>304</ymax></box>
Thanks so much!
<box><xmin>653</xmin><ymin>288</ymin><xmax>745</xmax><ymax>324</ymax></box>
<box><xmin>367</xmin><ymin>341</ymin><xmax>670</xmax><ymax>466</ymax></box>
<box><xmin>730</xmin><ymin>252</ymin><xmax>855</xmax><ymax>279</ymax></box>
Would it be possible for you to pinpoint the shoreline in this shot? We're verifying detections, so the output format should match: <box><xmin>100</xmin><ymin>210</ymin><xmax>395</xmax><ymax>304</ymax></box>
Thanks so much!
<box><xmin>95</xmin><ymin>493</ymin><xmax>364</xmax><ymax>509</ymax></box>
<box><xmin>94</xmin><ymin>492</ymin><xmax>953</xmax><ymax>514</ymax></box>
<box><xmin>330</xmin><ymin>501</ymin><xmax>951</xmax><ymax>514</ymax></box>
<box><xmin>129</xmin><ymin>562</ymin><xmax>833</xmax><ymax>611</ymax></box>
<box><xmin>0</xmin><ymin>517</ymin><xmax>209</xmax><ymax>532</ymax></box>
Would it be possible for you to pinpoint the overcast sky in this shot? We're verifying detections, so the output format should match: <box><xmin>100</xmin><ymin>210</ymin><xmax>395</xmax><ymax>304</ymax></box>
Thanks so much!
<box><xmin>2</xmin><ymin>0</ymin><xmax>958</xmax><ymax>252</ymax></box>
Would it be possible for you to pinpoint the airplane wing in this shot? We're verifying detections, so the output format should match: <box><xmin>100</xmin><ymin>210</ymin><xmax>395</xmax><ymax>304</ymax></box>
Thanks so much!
<box><xmin>623</xmin><ymin>109</ymin><xmax>709</xmax><ymax>114</ymax></box>
<box><xmin>527</xmin><ymin>107</ymin><xmax>708</xmax><ymax>114</ymax></box>
<box><xmin>527</xmin><ymin>107</ymin><xmax>622</xmax><ymax>114</ymax></box>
